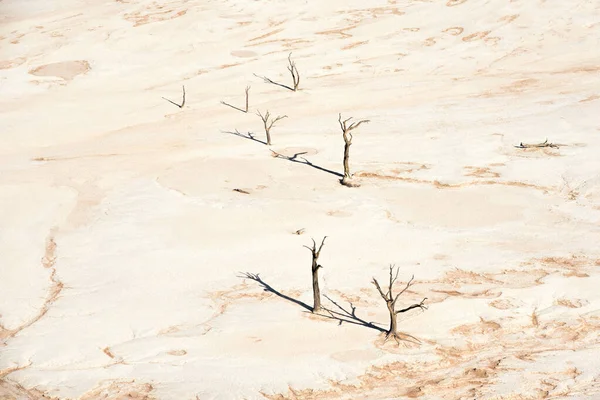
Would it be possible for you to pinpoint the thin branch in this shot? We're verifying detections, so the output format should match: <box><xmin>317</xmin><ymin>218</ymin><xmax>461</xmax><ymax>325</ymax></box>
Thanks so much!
<box><xmin>396</xmin><ymin>297</ymin><xmax>428</xmax><ymax>314</ymax></box>
<box><xmin>253</xmin><ymin>73</ymin><xmax>294</xmax><ymax>91</ymax></box>
<box><xmin>393</xmin><ymin>275</ymin><xmax>414</xmax><ymax>304</ymax></box>
<box><xmin>372</xmin><ymin>278</ymin><xmax>387</xmax><ymax>300</ymax></box>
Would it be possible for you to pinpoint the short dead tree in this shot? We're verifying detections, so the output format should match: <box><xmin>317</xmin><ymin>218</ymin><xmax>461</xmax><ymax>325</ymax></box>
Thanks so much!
<box><xmin>254</xmin><ymin>53</ymin><xmax>300</xmax><ymax>92</ymax></box>
<box><xmin>372</xmin><ymin>265</ymin><xmax>427</xmax><ymax>343</ymax></box>
<box><xmin>162</xmin><ymin>85</ymin><xmax>186</xmax><ymax>108</ymax></box>
<box><xmin>220</xmin><ymin>86</ymin><xmax>251</xmax><ymax>113</ymax></box>
<box><xmin>303</xmin><ymin>237</ymin><xmax>327</xmax><ymax>313</ymax></box>
<box><xmin>338</xmin><ymin>113</ymin><xmax>370</xmax><ymax>186</ymax></box>
<box><xmin>287</xmin><ymin>53</ymin><xmax>300</xmax><ymax>91</ymax></box>
<box><xmin>257</xmin><ymin>110</ymin><xmax>287</xmax><ymax>146</ymax></box>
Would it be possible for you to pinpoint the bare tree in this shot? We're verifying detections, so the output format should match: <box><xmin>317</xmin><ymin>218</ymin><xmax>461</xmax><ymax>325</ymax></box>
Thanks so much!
<box><xmin>257</xmin><ymin>110</ymin><xmax>287</xmax><ymax>146</ymax></box>
<box><xmin>287</xmin><ymin>53</ymin><xmax>300</xmax><ymax>91</ymax></box>
<box><xmin>244</xmin><ymin>86</ymin><xmax>250</xmax><ymax>112</ymax></box>
<box><xmin>220</xmin><ymin>86</ymin><xmax>251</xmax><ymax>113</ymax></box>
<box><xmin>338</xmin><ymin>113</ymin><xmax>370</xmax><ymax>186</ymax></box>
<box><xmin>162</xmin><ymin>85</ymin><xmax>186</xmax><ymax>108</ymax></box>
<box><xmin>372</xmin><ymin>265</ymin><xmax>427</xmax><ymax>343</ymax></box>
<box><xmin>254</xmin><ymin>53</ymin><xmax>300</xmax><ymax>92</ymax></box>
<box><xmin>303</xmin><ymin>237</ymin><xmax>327</xmax><ymax>313</ymax></box>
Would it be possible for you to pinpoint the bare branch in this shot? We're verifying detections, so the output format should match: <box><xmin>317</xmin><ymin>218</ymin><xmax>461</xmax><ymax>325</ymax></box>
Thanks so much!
<box><xmin>396</xmin><ymin>298</ymin><xmax>428</xmax><ymax>314</ymax></box>
<box><xmin>393</xmin><ymin>275</ymin><xmax>415</xmax><ymax>304</ymax></box>
<box><xmin>316</xmin><ymin>236</ymin><xmax>327</xmax><ymax>257</ymax></box>
<box><xmin>372</xmin><ymin>278</ymin><xmax>387</xmax><ymax>300</ymax></box>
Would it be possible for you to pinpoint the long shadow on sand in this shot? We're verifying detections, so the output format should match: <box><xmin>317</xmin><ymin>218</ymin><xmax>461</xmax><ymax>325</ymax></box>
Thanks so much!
<box><xmin>240</xmin><ymin>272</ymin><xmax>386</xmax><ymax>333</ymax></box>
<box><xmin>270</xmin><ymin>151</ymin><xmax>344</xmax><ymax>178</ymax></box>
<box><xmin>222</xmin><ymin>129</ymin><xmax>267</xmax><ymax>145</ymax></box>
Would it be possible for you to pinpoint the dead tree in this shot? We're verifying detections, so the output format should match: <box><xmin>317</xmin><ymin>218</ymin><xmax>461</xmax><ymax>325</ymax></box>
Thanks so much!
<box><xmin>220</xmin><ymin>86</ymin><xmax>251</xmax><ymax>113</ymax></box>
<box><xmin>245</xmin><ymin>86</ymin><xmax>250</xmax><ymax>112</ymax></box>
<box><xmin>372</xmin><ymin>265</ymin><xmax>427</xmax><ymax>343</ymax></box>
<box><xmin>287</xmin><ymin>53</ymin><xmax>300</xmax><ymax>91</ymax></box>
<box><xmin>338</xmin><ymin>113</ymin><xmax>370</xmax><ymax>186</ymax></box>
<box><xmin>303</xmin><ymin>237</ymin><xmax>327</xmax><ymax>313</ymax></box>
<box><xmin>162</xmin><ymin>85</ymin><xmax>186</xmax><ymax>108</ymax></box>
<box><xmin>253</xmin><ymin>53</ymin><xmax>300</xmax><ymax>92</ymax></box>
<box><xmin>257</xmin><ymin>110</ymin><xmax>287</xmax><ymax>146</ymax></box>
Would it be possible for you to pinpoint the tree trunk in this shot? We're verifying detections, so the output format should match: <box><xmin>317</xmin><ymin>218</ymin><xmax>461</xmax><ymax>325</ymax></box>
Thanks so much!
<box><xmin>266</xmin><ymin>130</ymin><xmax>271</xmax><ymax>146</ymax></box>
<box><xmin>343</xmin><ymin>140</ymin><xmax>351</xmax><ymax>179</ymax></box>
<box><xmin>312</xmin><ymin>262</ymin><xmax>321</xmax><ymax>313</ymax></box>
<box><xmin>387</xmin><ymin>301</ymin><xmax>397</xmax><ymax>337</ymax></box>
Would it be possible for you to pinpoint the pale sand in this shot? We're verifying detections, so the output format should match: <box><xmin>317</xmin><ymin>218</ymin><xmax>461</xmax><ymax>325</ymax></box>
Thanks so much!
<box><xmin>1</xmin><ymin>0</ymin><xmax>600</xmax><ymax>399</ymax></box>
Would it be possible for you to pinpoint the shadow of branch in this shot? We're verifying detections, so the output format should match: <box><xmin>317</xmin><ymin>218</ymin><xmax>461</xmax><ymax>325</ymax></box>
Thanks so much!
<box><xmin>222</xmin><ymin>130</ymin><xmax>267</xmax><ymax>145</ymax></box>
<box><xmin>253</xmin><ymin>73</ymin><xmax>294</xmax><ymax>91</ymax></box>
<box><xmin>322</xmin><ymin>294</ymin><xmax>387</xmax><ymax>333</ymax></box>
<box><xmin>239</xmin><ymin>273</ymin><xmax>386</xmax><ymax>333</ymax></box>
<box><xmin>239</xmin><ymin>272</ymin><xmax>313</xmax><ymax>312</ymax></box>
<box><xmin>220</xmin><ymin>101</ymin><xmax>247</xmax><ymax>113</ymax></box>
<box><xmin>270</xmin><ymin>150</ymin><xmax>344</xmax><ymax>178</ymax></box>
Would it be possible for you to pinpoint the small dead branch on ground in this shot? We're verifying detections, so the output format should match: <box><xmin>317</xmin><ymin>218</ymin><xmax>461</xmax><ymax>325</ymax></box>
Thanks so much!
<box><xmin>257</xmin><ymin>110</ymin><xmax>287</xmax><ymax>146</ymax></box>
<box><xmin>515</xmin><ymin>139</ymin><xmax>559</xmax><ymax>149</ymax></box>
<box><xmin>339</xmin><ymin>113</ymin><xmax>370</xmax><ymax>186</ymax></box>
<box><xmin>162</xmin><ymin>85</ymin><xmax>185</xmax><ymax>108</ymax></box>
<box><xmin>372</xmin><ymin>265</ymin><xmax>427</xmax><ymax>344</ymax></box>
<box><xmin>233</xmin><ymin>188</ymin><xmax>250</xmax><ymax>194</ymax></box>
<box><xmin>303</xmin><ymin>237</ymin><xmax>327</xmax><ymax>313</ymax></box>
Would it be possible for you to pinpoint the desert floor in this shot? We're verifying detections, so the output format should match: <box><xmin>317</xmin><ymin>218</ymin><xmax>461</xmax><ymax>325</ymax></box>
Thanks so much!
<box><xmin>1</xmin><ymin>0</ymin><xmax>600</xmax><ymax>399</ymax></box>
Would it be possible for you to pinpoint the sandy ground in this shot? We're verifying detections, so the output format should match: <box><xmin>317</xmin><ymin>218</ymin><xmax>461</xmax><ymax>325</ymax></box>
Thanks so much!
<box><xmin>1</xmin><ymin>0</ymin><xmax>600</xmax><ymax>399</ymax></box>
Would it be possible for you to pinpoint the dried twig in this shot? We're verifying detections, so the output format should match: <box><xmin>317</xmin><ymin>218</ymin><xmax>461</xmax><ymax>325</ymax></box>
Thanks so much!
<box><xmin>515</xmin><ymin>139</ymin><xmax>559</xmax><ymax>149</ymax></box>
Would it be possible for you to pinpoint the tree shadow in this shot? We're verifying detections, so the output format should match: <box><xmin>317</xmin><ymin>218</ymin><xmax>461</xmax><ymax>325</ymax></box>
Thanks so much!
<box><xmin>239</xmin><ymin>273</ymin><xmax>312</xmax><ymax>311</ymax></box>
<box><xmin>220</xmin><ymin>101</ymin><xmax>246</xmax><ymax>113</ymax></box>
<box><xmin>270</xmin><ymin>150</ymin><xmax>344</xmax><ymax>178</ymax></box>
<box><xmin>239</xmin><ymin>272</ymin><xmax>386</xmax><ymax>333</ymax></box>
<box><xmin>253</xmin><ymin>73</ymin><xmax>294</xmax><ymax>92</ymax></box>
<box><xmin>222</xmin><ymin>129</ymin><xmax>267</xmax><ymax>145</ymax></box>
<box><xmin>322</xmin><ymin>294</ymin><xmax>386</xmax><ymax>333</ymax></box>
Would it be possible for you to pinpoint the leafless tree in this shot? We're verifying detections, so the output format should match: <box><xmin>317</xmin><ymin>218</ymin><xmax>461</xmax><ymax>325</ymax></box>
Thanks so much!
<box><xmin>372</xmin><ymin>265</ymin><xmax>427</xmax><ymax>343</ymax></box>
<box><xmin>221</xmin><ymin>86</ymin><xmax>251</xmax><ymax>113</ymax></box>
<box><xmin>338</xmin><ymin>113</ymin><xmax>369</xmax><ymax>186</ymax></box>
<box><xmin>257</xmin><ymin>110</ymin><xmax>287</xmax><ymax>146</ymax></box>
<box><xmin>287</xmin><ymin>53</ymin><xmax>300</xmax><ymax>91</ymax></box>
<box><xmin>162</xmin><ymin>85</ymin><xmax>185</xmax><ymax>108</ymax></box>
<box><xmin>244</xmin><ymin>86</ymin><xmax>250</xmax><ymax>112</ymax></box>
<box><xmin>254</xmin><ymin>53</ymin><xmax>300</xmax><ymax>92</ymax></box>
<box><xmin>303</xmin><ymin>237</ymin><xmax>327</xmax><ymax>313</ymax></box>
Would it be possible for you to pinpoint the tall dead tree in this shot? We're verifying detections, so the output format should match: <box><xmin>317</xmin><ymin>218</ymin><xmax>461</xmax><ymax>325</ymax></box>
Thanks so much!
<box><xmin>287</xmin><ymin>53</ymin><xmax>300</xmax><ymax>91</ymax></box>
<box><xmin>338</xmin><ymin>113</ymin><xmax>369</xmax><ymax>186</ymax></box>
<box><xmin>257</xmin><ymin>110</ymin><xmax>287</xmax><ymax>146</ymax></box>
<box><xmin>304</xmin><ymin>237</ymin><xmax>327</xmax><ymax>313</ymax></box>
<box><xmin>372</xmin><ymin>265</ymin><xmax>427</xmax><ymax>343</ymax></box>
